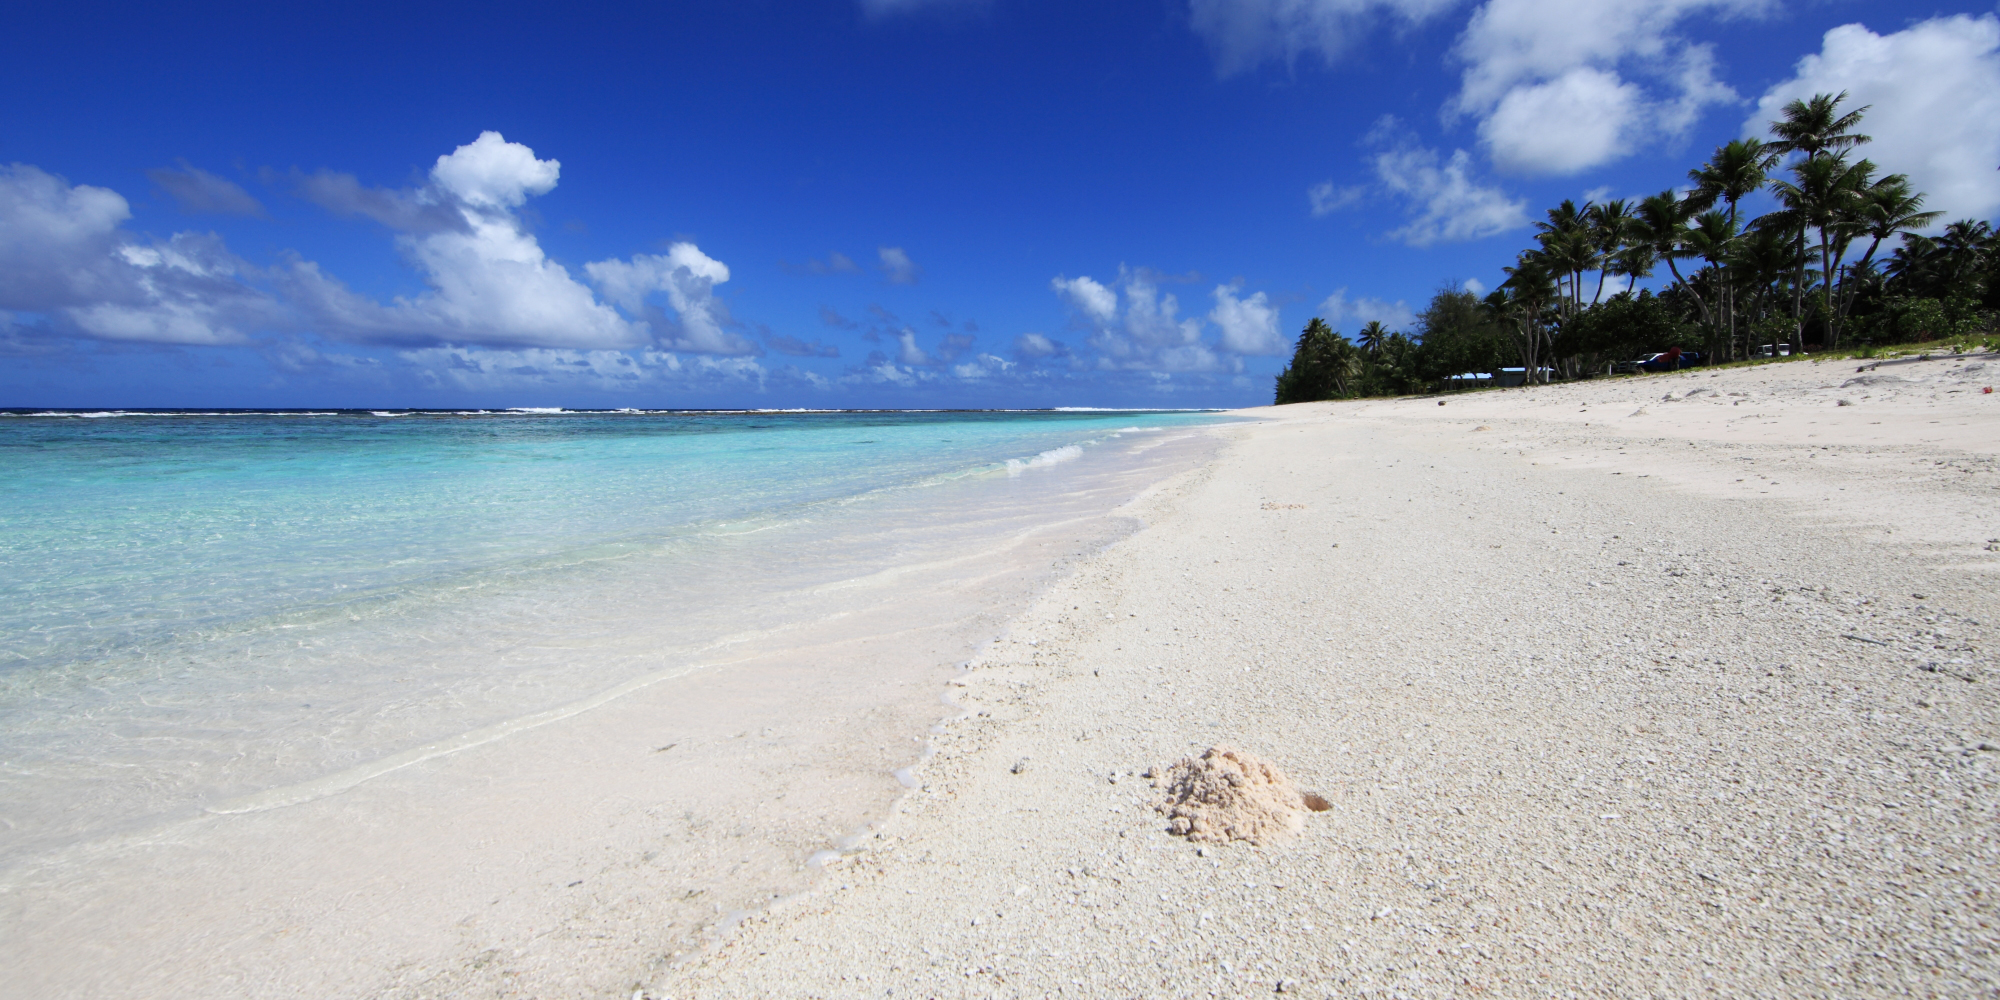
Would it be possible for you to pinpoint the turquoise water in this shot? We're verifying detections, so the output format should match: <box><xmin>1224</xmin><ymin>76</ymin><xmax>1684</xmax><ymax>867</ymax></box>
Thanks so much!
<box><xmin>0</xmin><ymin>408</ymin><xmax>1229</xmax><ymax>855</ymax></box>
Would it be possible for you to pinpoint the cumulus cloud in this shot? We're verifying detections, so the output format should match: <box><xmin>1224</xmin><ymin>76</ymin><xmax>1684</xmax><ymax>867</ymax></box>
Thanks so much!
<box><xmin>1317</xmin><ymin>287</ymin><xmax>1418</xmax><ymax>330</ymax></box>
<box><xmin>1749</xmin><ymin>15</ymin><xmax>2000</xmax><ymax>227</ymax></box>
<box><xmin>283</xmin><ymin>131</ymin><xmax>644</xmax><ymax>350</ymax></box>
<box><xmin>0</xmin><ymin>163</ymin><xmax>279</xmax><ymax>345</ymax></box>
<box><xmin>1013</xmin><ymin>332</ymin><xmax>1066</xmax><ymax>360</ymax></box>
<box><xmin>877</xmin><ymin>246</ymin><xmax>922</xmax><ymax>285</ymax></box>
<box><xmin>1208</xmin><ymin>285</ymin><xmax>1287</xmax><ymax>355</ymax></box>
<box><xmin>1370</xmin><ymin>140</ymin><xmax>1528</xmax><ymax>245</ymax></box>
<box><xmin>1051</xmin><ymin>267</ymin><xmax>1232</xmax><ymax>373</ymax></box>
<box><xmin>1189</xmin><ymin>0</ymin><xmax>1462</xmax><ymax>76</ymax></box>
<box><xmin>951</xmin><ymin>352</ymin><xmax>1015</xmax><ymax>379</ymax></box>
<box><xmin>2</xmin><ymin>133</ymin><xmax>766</xmax><ymax>357</ymax></box>
<box><xmin>148</xmin><ymin>162</ymin><xmax>264</xmax><ymax>216</ymax></box>
<box><xmin>1452</xmin><ymin>0</ymin><xmax>1764</xmax><ymax>174</ymax></box>
<box><xmin>1476</xmin><ymin>67</ymin><xmax>1642</xmax><ymax>174</ymax></box>
<box><xmin>431</xmin><ymin>131</ymin><xmax>562</xmax><ymax>209</ymax></box>
<box><xmin>1462</xmin><ymin>277</ymin><xmax>1486</xmax><ymax>295</ymax></box>
<box><xmin>819</xmin><ymin>304</ymin><xmax>859</xmax><ymax>329</ymax></box>
<box><xmin>585</xmin><ymin>242</ymin><xmax>758</xmax><ymax>355</ymax></box>
<box><xmin>893</xmin><ymin>327</ymin><xmax>931</xmax><ymax>365</ymax></box>
<box><xmin>1050</xmin><ymin>275</ymin><xmax>1118</xmax><ymax>325</ymax></box>
<box><xmin>283</xmin><ymin>131</ymin><xmax>758</xmax><ymax>354</ymax></box>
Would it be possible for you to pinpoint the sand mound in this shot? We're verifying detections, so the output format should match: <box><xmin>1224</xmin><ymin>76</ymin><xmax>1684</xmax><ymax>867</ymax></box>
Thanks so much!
<box><xmin>1150</xmin><ymin>746</ymin><xmax>1316</xmax><ymax>845</ymax></box>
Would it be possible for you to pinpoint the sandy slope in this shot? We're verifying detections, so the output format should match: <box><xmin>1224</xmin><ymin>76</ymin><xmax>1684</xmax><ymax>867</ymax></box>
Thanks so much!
<box><xmin>663</xmin><ymin>352</ymin><xmax>1999</xmax><ymax>999</ymax></box>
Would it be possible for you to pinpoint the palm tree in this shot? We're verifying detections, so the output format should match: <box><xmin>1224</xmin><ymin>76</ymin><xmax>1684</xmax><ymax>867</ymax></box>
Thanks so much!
<box><xmin>1637</xmin><ymin>190</ymin><xmax>1708</xmax><ymax>326</ymax></box>
<box><xmin>1585</xmin><ymin>200</ymin><xmax>1637</xmax><ymax>306</ymax></box>
<box><xmin>1771</xmin><ymin>153</ymin><xmax>1874</xmax><ymax>347</ymax></box>
<box><xmin>1683</xmin><ymin>209</ymin><xmax>1742</xmax><ymax>357</ymax></box>
<box><xmin>1689</xmin><ymin>139</ymin><xmax>1774</xmax><ymax>357</ymax></box>
<box><xmin>1766</xmin><ymin>92</ymin><xmax>1872</xmax><ymax>163</ymax></box>
<box><xmin>1768</xmin><ymin>90</ymin><xmax>1872</xmax><ymax>350</ymax></box>
<box><xmin>1274</xmin><ymin>318</ymin><xmax>1361</xmax><ymax>402</ymax></box>
<box><xmin>1498</xmin><ymin>253</ymin><xmax>1558</xmax><ymax>381</ymax></box>
<box><xmin>1689</xmin><ymin>139</ymin><xmax>1775</xmax><ymax>226</ymax></box>
<box><xmin>1535</xmin><ymin>200</ymin><xmax>1596</xmax><ymax>317</ymax></box>
<box><xmin>1736</xmin><ymin>219</ymin><xmax>1798</xmax><ymax>354</ymax></box>
<box><xmin>1609</xmin><ymin>241</ymin><xmax>1657</xmax><ymax>295</ymax></box>
<box><xmin>1356</xmin><ymin>320</ymin><xmax>1387</xmax><ymax>354</ymax></box>
<box><xmin>1835</xmin><ymin>175</ymin><xmax>1940</xmax><ymax>332</ymax></box>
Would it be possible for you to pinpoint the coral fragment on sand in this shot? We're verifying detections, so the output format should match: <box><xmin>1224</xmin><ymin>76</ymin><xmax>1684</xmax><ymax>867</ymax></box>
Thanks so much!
<box><xmin>1151</xmin><ymin>745</ymin><xmax>1308</xmax><ymax>845</ymax></box>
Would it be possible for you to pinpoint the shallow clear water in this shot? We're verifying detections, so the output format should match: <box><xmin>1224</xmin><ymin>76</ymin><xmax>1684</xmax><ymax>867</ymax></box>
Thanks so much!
<box><xmin>0</xmin><ymin>408</ymin><xmax>1230</xmax><ymax>857</ymax></box>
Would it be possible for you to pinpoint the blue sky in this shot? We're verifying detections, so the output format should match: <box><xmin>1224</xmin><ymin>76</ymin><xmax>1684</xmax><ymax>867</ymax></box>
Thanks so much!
<box><xmin>4</xmin><ymin>0</ymin><xmax>1997</xmax><ymax>409</ymax></box>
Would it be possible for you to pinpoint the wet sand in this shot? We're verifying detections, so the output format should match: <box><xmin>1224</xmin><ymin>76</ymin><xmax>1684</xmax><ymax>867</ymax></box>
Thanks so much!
<box><xmin>666</xmin><ymin>353</ymin><xmax>1999</xmax><ymax>998</ymax></box>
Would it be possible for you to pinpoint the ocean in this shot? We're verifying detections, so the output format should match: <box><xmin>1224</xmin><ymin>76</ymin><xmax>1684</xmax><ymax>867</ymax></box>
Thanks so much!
<box><xmin>0</xmin><ymin>408</ymin><xmax>1233</xmax><ymax>867</ymax></box>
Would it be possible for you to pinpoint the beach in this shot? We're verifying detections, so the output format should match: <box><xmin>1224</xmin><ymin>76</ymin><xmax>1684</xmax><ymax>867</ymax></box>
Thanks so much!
<box><xmin>5</xmin><ymin>355</ymin><xmax>1997</xmax><ymax>998</ymax></box>
<box><xmin>0</xmin><ymin>411</ymin><xmax>1228</xmax><ymax>998</ymax></box>
<box><xmin>666</xmin><ymin>353</ymin><xmax>1998</xmax><ymax>999</ymax></box>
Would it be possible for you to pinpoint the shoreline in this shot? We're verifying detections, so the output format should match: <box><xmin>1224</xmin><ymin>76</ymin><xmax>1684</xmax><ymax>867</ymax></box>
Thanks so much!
<box><xmin>0</xmin><ymin>420</ymin><xmax>1234</xmax><ymax>1000</ymax></box>
<box><xmin>667</xmin><ymin>353</ymin><xmax>1998</xmax><ymax>998</ymax></box>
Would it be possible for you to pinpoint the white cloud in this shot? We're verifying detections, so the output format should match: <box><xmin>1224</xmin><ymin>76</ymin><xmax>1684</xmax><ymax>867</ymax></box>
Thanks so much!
<box><xmin>285</xmin><ymin>132</ymin><xmax>642</xmax><ymax>350</ymax></box>
<box><xmin>1</xmin><ymin>134</ymin><xmax>763</xmax><ymax>356</ymax></box>
<box><xmin>1317</xmin><ymin>287</ymin><xmax>1418</xmax><ymax>330</ymax></box>
<box><xmin>1478</xmin><ymin>67</ymin><xmax>1641</xmax><ymax>174</ymax></box>
<box><xmin>878</xmin><ymin>246</ymin><xmax>922</xmax><ymax>285</ymax></box>
<box><xmin>1462</xmin><ymin>277</ymin><xmax>1486</xmax><ymax>295</ymax></box>
<box><xmin>1452</xmin><ymin>0</ymin><xmax>1765</xmax><ymax>174</ymax></box>
<box><xmin>585</xmin><ymin>243</ymin><xmax>757</xmax><ymax>355</ymax></box>
<box><xmin>894</xmin><ymin>327</ymin><xmax>931</xmax><ymax>365</ymax></box>
<box><xmin>1050</xmin><ymin>275</ymin><xmax>1118</xmax><ymax>325</ymax></box>
<box><xmin>1013</xmin><ymin>332</ymin><xmax>1065</xmax><ymax>359</ymax></box>
<box><xmin>1371</xmin><ymin>143</ymin><xmax>1528</xmax><ymax>245</ymax></box>
<box><xmin>1050</xmin><ymin>267</ymin><xmax>1235</xmax><ymax>373</ymax></box>
<box><xmin>1189</xmin><ymin>0</ymin><xmax>1462</xmax><ymax>76</ymax></box>
<box><xmin>285</xmin><ymin>132</ymin><xmax>754</xmax><ymax>354</ymax></box>
<box><xmin>0</xmin><ymin>164</ymin><xmax>276</xmax><ymax>344</ymax></box>
<box><xmin>1208</xmin><ymin>285</ymin><xmax>1287</xmax><ymax>355</ymax></box>
<box><xmin>428</xmin><ymin>131</ymin><xmax>560</xmax><ymax>210</ymax></box>
<box><xmin>951</xmin><ymin>353</ymin><xmax>1016</xmax><ymax>379</ymax></box>
<box><xmin>1307</xmin><ymin>180</ymin><xmax>1366</xmax><ymax>216</ymax></box>
<box><xmin>1749</xmin><ymin>15</ymin><xmax>2000</xmax><ymax>227</ymax></box>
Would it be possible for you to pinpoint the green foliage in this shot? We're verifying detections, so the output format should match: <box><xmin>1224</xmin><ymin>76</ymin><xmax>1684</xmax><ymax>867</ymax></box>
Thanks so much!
<box><xmin>1551</xmin><ymin>290</ymin><xmax>1694</xmax><ymax>362</ymax></box>
<box><xmin>1272</xmin><ymin>287</ymin><xmax>1521</xmax><ymax>403</ymax></box>
<box><xmin>1415</xmin><ymin>289</ymin><xmax>1511</xmax><ymax>382</ymax></box>
<box><xmin>1858</xmin><ymin>296</ymin><xmax>1992</xmax><ymax>343</ymax></box>
<box><xmin>1464</xmin><ymin>91</ymin><xmax>1995</xmax><ymax>366</ymax></box>
<box><xmin>1273</xmin><ymin>318</ymin><xmax>1359</xmax><ymax>404</ymax></box>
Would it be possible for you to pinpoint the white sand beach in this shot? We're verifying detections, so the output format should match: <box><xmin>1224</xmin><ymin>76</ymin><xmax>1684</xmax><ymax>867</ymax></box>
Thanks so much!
<box><xmin>664</xmin><ymin>352</ymin><xmax>1999</xmax><ymax>999</ymax></box>
<box><xmin>8</xmin><ymin>353</ymin><xmax>1996</xmax><ymax>999</ymax></box>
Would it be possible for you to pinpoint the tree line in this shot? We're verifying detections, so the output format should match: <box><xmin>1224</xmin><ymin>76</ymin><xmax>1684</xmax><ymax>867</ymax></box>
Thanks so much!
<box><xmin>1276</xmin><ymin>92</ymin><xmax>2000</xmax><ymax>404</ymax></box>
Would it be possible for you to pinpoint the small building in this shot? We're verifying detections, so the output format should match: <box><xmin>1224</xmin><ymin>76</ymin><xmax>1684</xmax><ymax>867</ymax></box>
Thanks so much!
<box><xmin>1494</xmin><ymin>367</ymin><xmax>1554</xmax><ymax>387</ymax></box>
